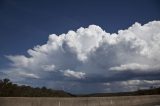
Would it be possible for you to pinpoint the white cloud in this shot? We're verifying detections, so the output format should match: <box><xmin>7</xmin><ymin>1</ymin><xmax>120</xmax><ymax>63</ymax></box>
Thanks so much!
<box><xmin>103</xmin><ymin>79</ymin><xmax>160</xmax><ymax>92</ymax></box>
<box><xmin>18</xmin><ymin>71</ymin><xmax>40</xmax><ymax>79</ymax></box>
<box><xmin>41</xmin><ymin>64</ymin><xmax>55</xmax><ymax>71</ymax></box>
<box><xmin>109</xmin><ymin>63</ymin><xmax>150</xmax><ymax>71</ymax></box>
<box><xmin>63</xmin><ymin>69</ymin><xmax>86</xmax><ymax>79</ymax></box>
<box><xmin>2</xmin><ymin>20</ymin><xmax>160</xmax><ymax>93</ymax></box>
<box><xmin>109</xmin><ymin>63</ymin><xmax>160</xmax><ymax>73</ymax></box>
<box><xmin>6</xmin><ymin>55</ymin><xmax>30</xmax><ymax>68</ymax></box>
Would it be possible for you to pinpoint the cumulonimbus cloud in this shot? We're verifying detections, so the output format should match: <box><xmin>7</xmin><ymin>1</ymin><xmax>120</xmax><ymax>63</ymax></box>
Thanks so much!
<box><xmin>1</xmin><ymin>21</ymin><xmax>160</xmax><ymax>93</ymax></box>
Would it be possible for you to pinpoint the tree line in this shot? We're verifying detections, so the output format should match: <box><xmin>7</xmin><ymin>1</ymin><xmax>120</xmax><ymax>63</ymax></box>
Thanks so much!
<box><xmin>0</xmin><ymin>78</ymin><xmax>74</xmax><ymax>97</ymax></box>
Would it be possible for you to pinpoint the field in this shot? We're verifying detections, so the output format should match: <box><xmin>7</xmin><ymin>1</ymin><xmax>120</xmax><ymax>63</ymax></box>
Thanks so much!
<box><xmin>0</xmin><ymin>95</ymin><xmax>160</xmax><ymax>106</ymax></box>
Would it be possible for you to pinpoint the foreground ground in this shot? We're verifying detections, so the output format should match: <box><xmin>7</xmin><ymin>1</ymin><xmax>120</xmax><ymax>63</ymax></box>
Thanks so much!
<box><xmin>0</xmin><ymin>95</ymin><xmax>160</xmax><ymax>106</ymax></box>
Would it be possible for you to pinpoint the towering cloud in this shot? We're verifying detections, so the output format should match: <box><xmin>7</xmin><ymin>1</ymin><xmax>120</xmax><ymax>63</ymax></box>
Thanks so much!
<box><xmin>1</xmin><ymin>21</ymin><xmax>160</xmax><ymax>93</ymax></box>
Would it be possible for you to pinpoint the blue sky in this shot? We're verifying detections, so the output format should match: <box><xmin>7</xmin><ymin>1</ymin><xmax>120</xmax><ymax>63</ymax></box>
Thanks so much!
<box><xmin>0</xmin><ymin>0</ymin><xmax>160</xmax><ymax>94</ymax></box>
<box><xmin>0</xmin><ymin>0</ymin><xmax>160</xmax><ymax>56</ymax></box>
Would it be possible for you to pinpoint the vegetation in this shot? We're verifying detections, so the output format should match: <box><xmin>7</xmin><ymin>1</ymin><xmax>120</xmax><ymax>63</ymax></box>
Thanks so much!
<box><xmin>0</xmin><ymin>79</ymin><xmax>74</xmax><ymax>97</ymax></box>
<box><xmin>0</xmin><ymin>78</ymin><xmax>160</xmax><ymax>97</ymax></box>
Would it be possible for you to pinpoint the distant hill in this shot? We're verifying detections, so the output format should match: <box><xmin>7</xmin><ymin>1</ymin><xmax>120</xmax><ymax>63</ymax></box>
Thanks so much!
<box><xmin>80</xmin><ymin>87</ymin><xmax>160</xmax><ymax>97</ymax></box>
<box><xmin>0</xmin><ymin>78</ymin><xmax>160</xmax><ymax>97</ymax></box>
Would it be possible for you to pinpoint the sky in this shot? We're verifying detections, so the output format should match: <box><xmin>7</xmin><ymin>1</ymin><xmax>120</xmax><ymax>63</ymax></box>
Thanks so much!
<box><xmin>0</xmin><ymin>0</ymin><xmax>160</xmax><ymax>94</ymax></box>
